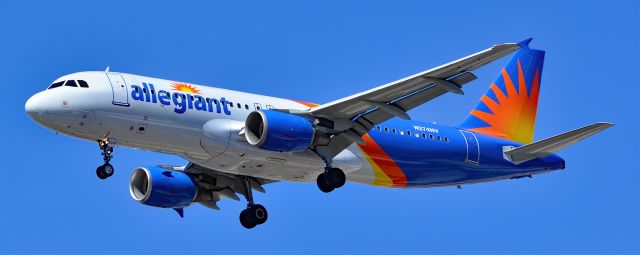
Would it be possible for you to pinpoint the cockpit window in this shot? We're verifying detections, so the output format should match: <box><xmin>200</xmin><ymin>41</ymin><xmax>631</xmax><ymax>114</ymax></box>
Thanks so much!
<box><xmin>48</xmin><ymin>80</ymin><xmax>89</xmax><ymax>89</ymax></box>
<box><xmin>64</xmin><ymin>80</ymin><xmax>78</xmax><ymax>87</ymax></box>
<box><xmin>48</xmin><ymin>81</ymin><xmax>64</xmax><ymax>89</ymax></box>
<box><xmin>78</xmin><ymin>80</ymin><xmax>89</xmax><ymax>88</ymax></box>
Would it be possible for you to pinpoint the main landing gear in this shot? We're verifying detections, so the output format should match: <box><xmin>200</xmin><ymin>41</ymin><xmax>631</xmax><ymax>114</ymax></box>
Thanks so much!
<box><xmin>316</xmin><ymin>166</ymin><xmax>346</xmax><ymax>193</ymax></box>
<box><xmin>238</xmin><ymin>176</ymin><xmax>268</xmax><ymax>229</ymax></box>
<box><xmin>96</xmin><ymin>139</ymin><xmax>115</xmax><ymax>180</ymax></box>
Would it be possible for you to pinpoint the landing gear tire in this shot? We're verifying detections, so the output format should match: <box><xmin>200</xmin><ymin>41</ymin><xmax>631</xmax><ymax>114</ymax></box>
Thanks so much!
<box><xmin>252</xmin><ymin>204</ymin><xmax>268</xmax><ymax>224</ymax></box>
<box><xmin>96</xmin><ymin>164</ymin><xmax>114</xmax><ymax>179</ymax></box>
<box><xmin>316</xmin><ymin>173</ymin><xmax>335</xmax><ymax>193</ymax></box>
<box><xmin>102</xmin><ymin>163</ymin><xmax>114</xmax><ymax>177</ymax></box>
<box><xmin>240</xmin><ymin>209</ymin><xmax>257</xmax><ymax>229</ymax></box>
<box><xmin>239</xmin><ymin>204</ymin><xmax>268</xmax><ymax>229</ymax></box>
<box><xmin>327</xmin><ymin>168</ymin><xmax>346</xmax><ymax>188</ymax></box>
<box><xmin>96</xmin><ymin>166</ymin><xmax>107</xmax><ymax>179</ymax></box>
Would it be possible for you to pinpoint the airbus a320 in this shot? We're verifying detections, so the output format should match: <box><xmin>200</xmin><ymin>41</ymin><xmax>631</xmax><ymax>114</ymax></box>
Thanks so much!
<box><xmin>25</xmin><ymin>39</ymin><xmax>612</xmax><ymax>229</ymax></box>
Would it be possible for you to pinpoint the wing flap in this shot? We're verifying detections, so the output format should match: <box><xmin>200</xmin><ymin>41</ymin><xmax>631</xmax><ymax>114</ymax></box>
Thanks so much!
<box><xmin>503</xmin><ymin>122</ymin><xmax>614</xmax><ymax>164</ymax></box>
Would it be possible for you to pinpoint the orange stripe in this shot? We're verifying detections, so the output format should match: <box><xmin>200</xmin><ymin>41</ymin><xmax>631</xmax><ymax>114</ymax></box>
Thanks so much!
<box><xmin>357</xmin><ymin>134</ymin><xmax>407</xmax><ymax>187</ymax></box>
<box><xmin>291</xmin><ymin>100</ymin><xmax>319</xmax><ymax>108</ymax></box>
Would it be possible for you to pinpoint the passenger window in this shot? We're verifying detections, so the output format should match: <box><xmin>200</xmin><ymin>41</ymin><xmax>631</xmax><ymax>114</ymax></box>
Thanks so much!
<box><xmin>415</xmin><ymin>133</ymin><xmax>419</xmax><ymax>138</ymax></box>
<box><xmin>407</xmin><ymin>131</ymin><xmax>411</xmax><ymax>136</ymax></box>
<box><xmin>78</xmin><ymin>80</ymin><xmax>89</xmax><ymax>88</ymax></box>
<box><xmin>229</xmin><ymin>102</ymin><xmax>234</xmax><ymax>108</ymax></box>
<box><xmin>384</xmin><ymin>127</ymin><xmax>388</xmax><ymax>132</ymax></box>
<box><xmin>422</xmin><ymin>133</ymin><xmax>427</xmax><ymax>139</ymax></box>
<box><xmin>437</xmin><ymin>135</ymin><xmax>441</xmax><ymax>141</ymax></box>
<box><xmin>48</xmin><ymin>81</ymin><xmax>64</xmax><ymax>89</ymax></box>
<box><xmin>377</xmin><ymin>126</ymin><xmax>381</xmax><ymax>131</ymax></box>
<box><xmin>399</xmin><ymin>130</ymin><xmax>404</xmax><ymax>135</ymax></box>
<box><xmin>64</xmin><ymin>80</ymin><xmax>78</xmax><ymax>87</ymax></box>
<box><xmin>429</xmin><ymin>134</ymin><xmax>434</xmax><ymax>140</ymax></box>
<box><xmin>392</xmin><ymin>128</ymin><xmax>396</xmax><ymax>134</ymax></box>
<box><xmin>213</xmin><ymin>99</ymin><xmax>218</xmax><ymax>104</ymax></box>
<box><xmin>444</xmin><ymin>137</ymin><xmax>449</xmax><ymax>143</ymax></box>
<box><xmin>245</xmin><ymin>104</ymin><xmax>249</xmax><ymax>110</ymax></box>
<box><xmin>143</xmin><ymin>88</ymin><xmax>147</xmax><ymax>93</ymax></box>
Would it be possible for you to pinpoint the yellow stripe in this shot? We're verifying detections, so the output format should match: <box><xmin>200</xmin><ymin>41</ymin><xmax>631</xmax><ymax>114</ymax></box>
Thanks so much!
<box><xmin>361</xmin><ymin>153</ymin><xmax>394</xmax><ymax>187</ymax></box>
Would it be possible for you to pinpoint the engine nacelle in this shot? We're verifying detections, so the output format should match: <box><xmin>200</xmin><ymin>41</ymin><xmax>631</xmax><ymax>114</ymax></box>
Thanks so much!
<box><xmin>129</xmin><ymin>167</ymin><xmax>197</xmax><ymax>208</ymax></box>
<box><xmin>244</xmin><ymin>110</ymin><xmax>315</xmax><ymax>152</ymax></box>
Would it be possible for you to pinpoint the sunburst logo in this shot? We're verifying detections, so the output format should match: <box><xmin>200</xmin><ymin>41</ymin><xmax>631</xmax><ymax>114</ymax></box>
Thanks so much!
<box><xmin>171</xmin><ymin>82</ymin><xmax>201</xmax><ymax>94</ymax></box>
<box><xmin>468</xmin><ymin>60</ymin><xmax>540</xmax><ymax>144</ymax></box>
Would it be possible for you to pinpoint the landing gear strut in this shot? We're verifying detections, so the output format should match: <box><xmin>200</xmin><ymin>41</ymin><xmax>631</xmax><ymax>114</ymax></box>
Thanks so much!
<box><xmin>238</xmin><ymin>176</ymin><xmax>268</xmax><ymax>229</ymax></box>
<box><xmin>96</xmin><ymin>138</ymin><xmax>115</xmax><ymax>179</ymax></box>
<box><xmin>316</xmin><ymin>161</ymin><xmax>346</xmax><ymax>193</ymax></box>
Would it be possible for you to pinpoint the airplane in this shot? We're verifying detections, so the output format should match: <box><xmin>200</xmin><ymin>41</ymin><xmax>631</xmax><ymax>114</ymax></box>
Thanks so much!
<box><xmin>25</xmin><ymin>39</ymin><xmax>612</xmax><ymax>229</ymax></box>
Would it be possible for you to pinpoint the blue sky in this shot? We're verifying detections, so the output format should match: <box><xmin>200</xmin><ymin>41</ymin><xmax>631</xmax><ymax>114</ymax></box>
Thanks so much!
<box><xmin>1</xmin><ymin>1</ymin><xmax>638</xmax><ymax>254</ymax></box>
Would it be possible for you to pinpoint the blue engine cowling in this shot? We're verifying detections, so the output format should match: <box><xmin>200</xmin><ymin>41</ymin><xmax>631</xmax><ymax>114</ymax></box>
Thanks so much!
<box><xmin>244</xmin><ymin>110</ymin><xmax>315</xmax><ymax>152</ymax></box>
<box><xmin>129</xmin><ymin>167</ymin><xmax>197</xmax><ymax>208</ymax></box>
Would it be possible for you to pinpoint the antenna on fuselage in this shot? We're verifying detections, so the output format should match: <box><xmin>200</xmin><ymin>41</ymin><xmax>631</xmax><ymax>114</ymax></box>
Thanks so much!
<box><xmin>104</xmin><ymin>66</ymin><xmax>110</xmax><ymax>73</ymax></box>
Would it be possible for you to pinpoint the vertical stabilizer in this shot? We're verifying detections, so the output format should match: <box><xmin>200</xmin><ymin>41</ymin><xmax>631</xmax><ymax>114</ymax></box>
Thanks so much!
<box><xmin>459</xmin><ymin>38</ymin><xmax>545</xmax><ymax>144</ymax></box>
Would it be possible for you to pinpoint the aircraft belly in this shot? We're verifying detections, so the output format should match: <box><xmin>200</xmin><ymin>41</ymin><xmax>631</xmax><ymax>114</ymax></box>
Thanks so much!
<box><xmin>97</xmin><ymin>111</ymin><xmax>210</xmax><ymax>158</ymax></box>
<box><xmin>188</xmin><ymin>149</ymin><xmax>326</xmax><ymax>182</ymax></box>
<box><xmin>193</xmin><ymin>133</ymin><xmax>328</xmax><ymax>182</ymax></box>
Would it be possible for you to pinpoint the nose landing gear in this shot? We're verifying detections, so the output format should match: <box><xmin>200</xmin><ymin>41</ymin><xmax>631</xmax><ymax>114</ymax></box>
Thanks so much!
<box><xmin>96</xmin><ymin>138</ymin><xmax>115</xmax><ymax>179</ymax></box>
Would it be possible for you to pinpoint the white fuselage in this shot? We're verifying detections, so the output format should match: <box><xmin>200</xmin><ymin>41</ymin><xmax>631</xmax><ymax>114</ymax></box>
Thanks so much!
<box><xmin>25</xmin><ymin>71</ymin><xmax>370</xmax><ymax>184</ymax></box>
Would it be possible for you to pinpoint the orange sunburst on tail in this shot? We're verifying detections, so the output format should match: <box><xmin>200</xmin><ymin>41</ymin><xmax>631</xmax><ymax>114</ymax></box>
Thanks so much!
<box><xmin>469</xmin><ymin>62</ymin><xmax>541</xmax><ymax>143</ymax></box>
<box><xmin>460</xmin><ymin>41</ymin><xmax>545</xmax><ymax>144</ymax></box>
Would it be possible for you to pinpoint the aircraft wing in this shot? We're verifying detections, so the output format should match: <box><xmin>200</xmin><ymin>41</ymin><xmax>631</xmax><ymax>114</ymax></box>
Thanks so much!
<box><xmin>307</xmin><ymin>42</ymin><xmax>522</xmax><ymax>158</ymax></box>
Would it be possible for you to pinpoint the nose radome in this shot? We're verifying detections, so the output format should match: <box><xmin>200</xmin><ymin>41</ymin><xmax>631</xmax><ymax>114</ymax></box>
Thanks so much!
<box><xmin>25</xmin><ymin>93</ymin><xmax>45</xmax><ymax>118</ymax></box>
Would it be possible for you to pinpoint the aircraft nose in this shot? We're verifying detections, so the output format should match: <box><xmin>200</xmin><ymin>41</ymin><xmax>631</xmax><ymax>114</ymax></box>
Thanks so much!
<box><xmin>25</xmin><ymin>93</ymin><xmax>46</xmax><ymax>119</ymax></box>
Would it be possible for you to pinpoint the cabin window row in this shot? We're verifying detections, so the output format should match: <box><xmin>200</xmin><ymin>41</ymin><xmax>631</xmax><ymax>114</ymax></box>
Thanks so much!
<box><xmin>375</xmin><ymin>126</ymin><xmax>449</xmax><ymax>143</ymax></box>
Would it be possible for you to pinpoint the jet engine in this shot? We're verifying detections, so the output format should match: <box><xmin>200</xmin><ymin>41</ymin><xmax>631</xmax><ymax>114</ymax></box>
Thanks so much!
<box><xmin>129</xmin><ymin>167</ymin><xmax>197</xmax><ymax>208</ymax></box>
<box><xmin>244</xmin><ymin>110</ymin><xmax>315</xmax><ymax>152</ymax></box>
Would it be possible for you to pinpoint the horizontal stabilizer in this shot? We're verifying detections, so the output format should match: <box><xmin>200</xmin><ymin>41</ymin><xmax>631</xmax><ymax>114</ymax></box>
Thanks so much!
<box><xmin>503</xmin><ymin>122</ymin><xmax>614</xmax><ymax>164</ymax></box>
